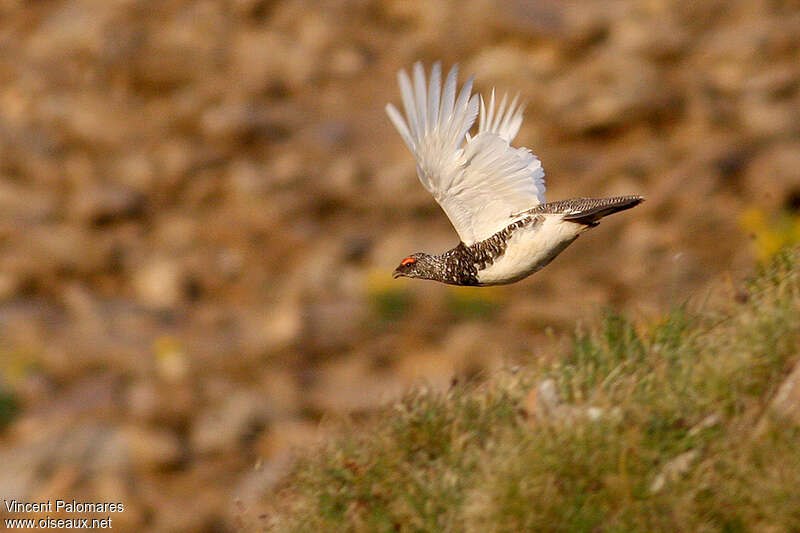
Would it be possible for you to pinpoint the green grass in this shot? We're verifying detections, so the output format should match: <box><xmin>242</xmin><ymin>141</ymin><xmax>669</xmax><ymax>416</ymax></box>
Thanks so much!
<box><xmin>265</xmin><ymin>248</ymin><xmax>800</xmax><ymax>532</ymax></box>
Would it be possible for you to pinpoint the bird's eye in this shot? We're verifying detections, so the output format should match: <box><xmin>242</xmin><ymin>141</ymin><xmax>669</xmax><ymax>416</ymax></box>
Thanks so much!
<box><xmin>401</xmin><ymin>257</ymin><xmax>416</xmax><ymax>266</ymax></box>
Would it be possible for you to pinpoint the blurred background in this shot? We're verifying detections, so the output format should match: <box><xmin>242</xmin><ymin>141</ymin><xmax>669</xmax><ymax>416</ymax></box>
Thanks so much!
<box><xmin>0</xmin><ymin>0</ymin><xmax>799</xmax><ymax>530</ymax></box>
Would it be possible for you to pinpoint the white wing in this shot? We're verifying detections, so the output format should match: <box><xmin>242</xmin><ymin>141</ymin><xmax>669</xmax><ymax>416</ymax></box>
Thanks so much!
<box><xmin>386</xmin><ymin>62</ymin><xmax>546</xmax><ymax>245</ymax></box>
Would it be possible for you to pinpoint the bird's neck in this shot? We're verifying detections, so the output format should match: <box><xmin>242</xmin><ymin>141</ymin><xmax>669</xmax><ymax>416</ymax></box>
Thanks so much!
<box><xmin>429</xmin><ymin>244</ymin><xmax>479</xmax><ymax>286</ymax></box>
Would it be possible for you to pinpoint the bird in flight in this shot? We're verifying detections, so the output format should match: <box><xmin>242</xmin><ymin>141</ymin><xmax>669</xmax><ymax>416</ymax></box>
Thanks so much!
<box><xmin>387</xmin><ymin>62</ymin><xmax>643</xmax><ymax>286</ymax></box>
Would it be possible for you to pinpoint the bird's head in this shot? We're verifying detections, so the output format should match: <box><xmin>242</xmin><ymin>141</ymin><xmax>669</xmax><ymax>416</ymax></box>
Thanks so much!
<box><xmin>392</xmin><ymin>253</ymin><xmax>438</xmax><ymax>281</ymax></box>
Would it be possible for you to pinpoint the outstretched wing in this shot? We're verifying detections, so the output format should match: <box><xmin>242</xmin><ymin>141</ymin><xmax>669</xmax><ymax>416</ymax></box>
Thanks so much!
<box><xmin>477</xmin><ymin>90</ymin><xmax>546</xmax><ymax>202</ymax></box>
<box><xmin>386</xmin><ymin>62</ymin><xmax>546</xmax><ymax>245</ymax></box>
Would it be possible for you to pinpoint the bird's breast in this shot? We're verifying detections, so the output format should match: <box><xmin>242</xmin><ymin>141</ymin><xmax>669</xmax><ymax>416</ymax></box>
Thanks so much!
<box><xmin>474</xmin><ymin>216</ymin><xmax>584</xmax><ymax>285</ymax></box>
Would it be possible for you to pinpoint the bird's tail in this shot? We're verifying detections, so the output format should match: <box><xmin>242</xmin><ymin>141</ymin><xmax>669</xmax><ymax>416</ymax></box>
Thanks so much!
<box><xmin>561</xmin><ymin>195</ymin><xmax>644</xmax><ymax>226</ymax></box>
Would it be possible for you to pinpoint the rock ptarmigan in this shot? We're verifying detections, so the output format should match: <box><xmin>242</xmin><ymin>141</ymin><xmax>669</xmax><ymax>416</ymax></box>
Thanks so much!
<box><xmin>387</xmin><ymin>62</ymin><xmax>644</xmax><ymax>286</ymax></box>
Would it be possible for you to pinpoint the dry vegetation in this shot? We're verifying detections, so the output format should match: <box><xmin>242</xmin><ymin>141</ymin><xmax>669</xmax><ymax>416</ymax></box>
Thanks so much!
<box><xmin>0</xmin><ymin>0</ymin><xmax>799</xmax><ymax>531</ymax></box>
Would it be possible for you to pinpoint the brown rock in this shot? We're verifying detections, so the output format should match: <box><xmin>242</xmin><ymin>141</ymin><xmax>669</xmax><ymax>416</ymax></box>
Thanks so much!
<box><xmin>744</xmin><ymin>142</ymin><xmax>800</xmax><ymax>210</ymax></box>
<box><xmin>29</xmin><ymin>225</ymin><xmax>109</xmax><ymax>277</ymax></box>
<box><xmin>121</xmin><ymin>425</ymin><xmax>183</xmax><ymax>471</ymax></box>
<box><xmin>190</xmin><ymin>390</ymin><xmax>273</xmax><ymax>455</ymax></box>
<box><xmin>547</xmin><ymin>55</ymin><xmax>665</xmax><ymax>135</ymax></box>
<box><xmin>132</xmin><ymin>257</ymin><xmax>185</xmax><ymax>310</ymax></box>
<box><xmin>299</xmin><ymin>298</ymin><xmax>365</xmax><ymax>355</ymax></box>
<box><xmin>306</xmin><ymin>357</ymin><xmax>406</xmax><ymax>414</ymax></box>
<box><xmin>71</xmin><ymin>185</ymin><xmax>145</xmax><ymax>225</ymax></box>
<box><xmin>329</xmin><ymin>46</ymin><xmax>367</xmax><ymax>78</ymax></box>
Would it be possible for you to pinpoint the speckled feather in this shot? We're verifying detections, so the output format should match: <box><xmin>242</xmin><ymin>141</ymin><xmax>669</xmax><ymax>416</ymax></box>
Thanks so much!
<box><xmin>425</xmin><ymin>215</ymin><xmax>545</xmax><ymax>286</ymax></box>
<box><xmin>516</xmin><ymin>196</ymin><xmax>644</xmax><ymax>221</ymax></box>
<box><xmin>403</xmin><ymin>195</ymin><xmax>643</xmax><ymax>286</ymax></box>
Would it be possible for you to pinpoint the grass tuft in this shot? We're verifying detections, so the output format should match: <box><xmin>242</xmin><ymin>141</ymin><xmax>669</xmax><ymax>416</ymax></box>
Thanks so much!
<box><xmin>266</xmin><ymin>247</ymin><xmax>800</xmax><ymax>532</ymax></box>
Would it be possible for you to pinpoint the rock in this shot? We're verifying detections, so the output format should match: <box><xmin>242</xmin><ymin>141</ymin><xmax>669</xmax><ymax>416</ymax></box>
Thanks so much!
<box><xmin>75</xmin><ymin>423</ymin><xmax>131</xmax><ymax>474</ymax></box>
<box><xmin>324</xmin><ymin>155</ymin><xmax>361</xmax><ymax>199</ymax></box>
<box><xmin>4</xmin><ymin>420</ymin><xmax>131</xmax><ymax>492</ymax></box>
<box><xmin>40</xmin><ymin>94</ymin><xmax>129</xmax><ymax>147</ymax></box>
<box><xmin>114</xmin><ymin>152</ymin><xmax>156</xmax><ymax>191</ymax></box>
<box><xmin>612</xmin><ymin>13</ymin><xmax>688</xmax><ymax>60</ymax></box>
<box><xmin>30</xmin><ymin>464</ymin><xmax>81</xmax><ymax>501</ymax></box>
<box><xmin>200</xmin><ymin>102</ymin><xmax>260</xmax><ymax>142</ymax></box>
<box><xmin>240</xmin><ymin>302</ymin><xmax>302</xmax><ymax>356</ymax></box>
<box><xmin>266</xmin><ymin>150</ymin><xmax>304</xmax><ymax>189</ymax></box>
<box><xmin>126</xmin><ymin>378</ymin><xmax>196</xmax><ymax>427</ymax></box>
<box><xmin>740</xmin><ymin>95</ymin><xmax>796</xmax><ymax>138</ymax></box>
<box><xmin>299</xmin><ymin>298</ymin><xmax>365</xmax><ymax>355</ymax></box>
<box><xmin>235</xmin><ymin>420</ymin><xmax>322</xmax><ymax>504</ymax></box>
<box><xmin>441</xmin><ymin>323</ymin><xmax>503</xmax><ymax>370</ymax></box>
<box><xmin>29</xmin><ymin>224</ymin><xmax>109</xmax><ymax>278</ymax></box>
<box><xmin>469</xmin><ymin>44</ymin><xmax>559</xmax><ymax>85</ymax></box>
<box><xmin>234</xmin><ymin>452</ymin><xmax>294</xmax><ymax>505</ymax></box>
<box><xmin>257</xmin><ymin>370</ymin><xmax>300</xmax><ymax>418</ymax></box>
<box><xmin>0</xmin><ymin>271</ymin><xmax>22</xmax><ymax>300</ymax></box>
<box><xmin>132</xmin><ymin>257</ymin><xmax>185</xmax><ymax>310</ymax></box>
<box><xmin>256</xmin><ymin>419</ymin><xmax>321</xmax><ymax>460</ymax></box>
<box><xmin>546</xmin><ymin>54</ymin><xmax>666</xmax><ymax>135</ymax></box>
<box><xmin>230</xmin><ymin>13</ymin><xmax>330</xmax><ymax>92</ymax></box>
<box><xmin>743</xmin><ymin>142</ymin><xmax>800</xmax><ymax>210</ymax></box>
<box><xmin>0</xmin><ymin>445</ymin><xmax>41</xmax><ymax>500</ymax></box>
<box><xmin>524</xmin><ymin>379</ymin><xmax>619</xmax><ymax>425</ymax></box>
<box><xmin>155</xmin><ymin>138</ymin><xmax>196</xmax><ymax>185</ymax></box>
<box><xmin>232</xmin><ymin>29</ymin><xmax>287</xmax><ymax>95</ymax></box>
<box><xmin>27</xmin><ymin>1</ymin><xmax>117</xmax><ymax>59</ymax></box>
<box><xmin>121</xmin><ymin>425</ymin><xmax>183</xmax><ymax>471</ymax></box>
<box><xmin>228</xmin><ymin>159</ymin><xmax>266</xmax><ymax>197</ymax></box>
<box><xmin>329</xmin><ymin>46</ymin><xmax>366</xmax><ymax>77</ymax></box>
<box><xmin>306</xmin><ymin>357</ymin><xmax>406</xmax><ymax>414</ymax></box>
<box><xmin>0</xmin><ymin>179</ymin><xmax>57</xmax><ymax>223</ymax></box>
<box><xmin>153</xmin><ymin>214</ymin><xmax>198</xmax><ymax>249</ymax></box>
<box><xmin>129</xmin><ymin>2</ymin><xmax>226</xmax><ymax>93</ymax></box>
<box><xmin>394</xmin><ymin>349</ymin><xmax>460</xmax><ymax>392</ymax></box>
<box><xmin>85</xmin><ymin>474</ymin><xmax>144</xmax><ymax>530</ymax></box>
<box><xmin>190</xmin><ymin>391</ymin><xmax>273</xmax><ymax>455</ymax></box>
<box><xmin>126</xmin><ymin>381</ymin><xmax>161</xmax><ymax>422</ymax></box>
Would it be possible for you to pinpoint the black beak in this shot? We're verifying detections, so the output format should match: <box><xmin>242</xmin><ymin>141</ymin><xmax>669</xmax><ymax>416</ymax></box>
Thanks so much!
<box><xmin>392</xmin><ymin>269</ymin><xmax>404</xmax><ymax>279</ymax></box>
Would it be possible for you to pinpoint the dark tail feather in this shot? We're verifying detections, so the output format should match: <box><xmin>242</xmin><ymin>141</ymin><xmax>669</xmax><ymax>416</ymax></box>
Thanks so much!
<box><xmin>562</xmin><ymin>195</ymin><xmax>645</xmax><ymax>226</ymax></box>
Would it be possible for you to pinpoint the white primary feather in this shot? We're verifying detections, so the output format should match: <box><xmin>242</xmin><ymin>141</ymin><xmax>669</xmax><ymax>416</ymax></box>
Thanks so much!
<box><xmin>386</xmin><ymin>62</ymin><xmax>546</xmax><ymax>245</ymax></box>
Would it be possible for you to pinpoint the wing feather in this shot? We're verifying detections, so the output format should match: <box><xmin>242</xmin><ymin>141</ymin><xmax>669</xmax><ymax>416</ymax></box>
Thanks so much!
<box><xmin>427</xmin><ymin>62</ymin><xmax>441</xmax><ymax>128</ymax></box>
<box><xmin>441</xmin><ymin>65</ymin><xmax>457</xmax><ymax>128</ymax></box>
<box><xmin>413</xmin><ymin>62</ymin><xmax>427</xmax><ymax>134</ymax></box>
<box><xmin>386</xmin><ymin>62</ymin><xmax>547</xmax><ymax>245</ymax></box>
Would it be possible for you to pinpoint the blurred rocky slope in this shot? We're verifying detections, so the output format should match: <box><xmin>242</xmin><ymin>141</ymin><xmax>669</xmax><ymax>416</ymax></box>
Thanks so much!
<box><xmin>0</xmin><ymin>0</ymin><xmax>798</xmax><ymax>530</ymax></box>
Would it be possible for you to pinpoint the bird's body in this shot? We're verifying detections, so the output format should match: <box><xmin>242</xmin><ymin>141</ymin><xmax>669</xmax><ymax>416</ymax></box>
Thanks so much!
<box><xmin>474</xmin><ymin>212</ymin><xmax>575</xmax><ymax>286</ymax></box>
<box><xmin>387</xmin><ymin>62</ymin><xmax>643</xmax><ymax>286</ymax></box>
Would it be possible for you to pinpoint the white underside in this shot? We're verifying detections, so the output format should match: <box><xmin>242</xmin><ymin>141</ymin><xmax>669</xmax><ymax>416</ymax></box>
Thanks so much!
<box><xmin>475</xmin><ymin>215</ymin><xmax>586</xmax><ymax>285</ymax></box>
